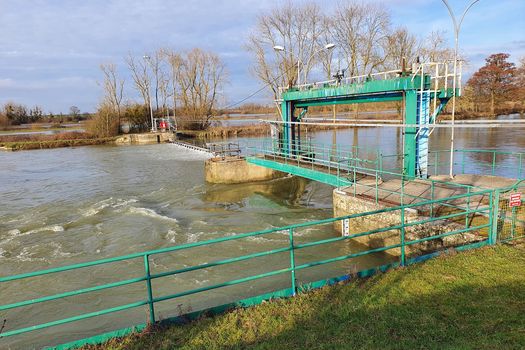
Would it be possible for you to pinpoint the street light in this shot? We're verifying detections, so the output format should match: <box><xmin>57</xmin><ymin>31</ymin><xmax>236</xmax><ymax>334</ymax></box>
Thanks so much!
<box><xmin>441</xmin><ymin>0</ymin><xmax>479</xmax><ymax>178</ymax></box>
<box><xmin>273</xmin><ymin>43</ymin><xmax>335</xmax><ymax>86</ymax></box>
<box><xmin>143</xmin><ymin>55</ymin><xmax>156</xmax><ymax>132</ymax></box>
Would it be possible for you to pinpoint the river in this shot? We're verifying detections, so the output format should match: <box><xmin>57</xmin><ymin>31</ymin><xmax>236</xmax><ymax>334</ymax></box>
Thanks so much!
<box><xmin>1</xmin><ymin>117</ymin><xmax>524</xmax><ymax>348</ymax></box>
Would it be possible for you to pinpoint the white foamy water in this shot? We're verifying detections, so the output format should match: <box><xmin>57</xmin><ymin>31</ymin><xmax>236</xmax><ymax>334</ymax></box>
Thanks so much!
<box><xmin>166</xmin><ymin>229</ymin><xmax>177</xmax><ymax>243</ymax></box>
<box><xmin>83</xmin><ymin>197</ymin><xmax>139</xmax><ymax>217</ymax></box>
<box><xmin>127</xmin><ymin>206</ymin><xmax>179</xmax><ymax>223</ymax></box>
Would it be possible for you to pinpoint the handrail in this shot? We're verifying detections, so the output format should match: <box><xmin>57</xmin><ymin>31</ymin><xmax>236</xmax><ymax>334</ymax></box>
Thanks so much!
<box><xmin>0</xmin><ymin>187</ymin><xmax>494</xmax><ymax>346</ymax></box>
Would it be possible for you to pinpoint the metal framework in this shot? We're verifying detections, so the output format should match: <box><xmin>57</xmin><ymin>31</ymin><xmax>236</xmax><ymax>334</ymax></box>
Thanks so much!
<box><xmin>277</xmin><ymin>62</ymin><xmax>460</xmax><ymax>178</ymax></box>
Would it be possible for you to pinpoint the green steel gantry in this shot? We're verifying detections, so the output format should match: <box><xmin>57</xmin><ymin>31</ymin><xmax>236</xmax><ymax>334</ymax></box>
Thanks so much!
<box><xmin>278</xmin><ymin>72</ymin><xmax>457</xmax><ymax>179</ymax></box>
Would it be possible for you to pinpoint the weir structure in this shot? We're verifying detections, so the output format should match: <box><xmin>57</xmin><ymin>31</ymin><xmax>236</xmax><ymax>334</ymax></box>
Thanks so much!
<box><xmin>264</xmin><ymin>62</ymin><xmax>460</xmax><ymax>179</ymax></box>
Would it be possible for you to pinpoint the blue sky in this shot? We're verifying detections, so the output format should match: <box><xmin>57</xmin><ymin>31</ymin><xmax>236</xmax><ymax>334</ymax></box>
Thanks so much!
<box><xmin>0</xmin><ymin>0</ymin><xmax>523</xmax><ymax>113</ymax></box>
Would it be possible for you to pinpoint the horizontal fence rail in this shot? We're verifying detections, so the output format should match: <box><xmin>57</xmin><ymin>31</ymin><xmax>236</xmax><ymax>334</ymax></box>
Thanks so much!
<box><xmin>427</xmin><ymin>149</ymin><xmax>525</xmax><ymax>180</ymax></box>
<box><xmin>244</xmin><ymin>139</ymin><xmax>480</xmax><ymax>205</ymax></box>
<box><xmin>0</xmin><ymin>188</ymin><xmax>497</xmax><ymax>348</ymax></box>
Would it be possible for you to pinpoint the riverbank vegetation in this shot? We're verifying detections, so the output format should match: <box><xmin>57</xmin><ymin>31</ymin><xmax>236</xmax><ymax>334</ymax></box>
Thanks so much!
<box><xmin>88</xmin><ymin>244</ymin><xmax>524</xmax><ymax>349</ymax></box>
<box><xmin>0</xmin><ymin>132</ymin><xmax>115</xmax><ymax>151</ymax></box>
<box><xmin>0</xmin><ymin>102</ymin><xmax>91</xmax><ymax>131</ymax></box>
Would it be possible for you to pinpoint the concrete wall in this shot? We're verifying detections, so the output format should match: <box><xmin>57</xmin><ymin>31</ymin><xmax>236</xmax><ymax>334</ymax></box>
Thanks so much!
<box><xmin>115</xmin><ymin>132</ymin><xmax>173</xmax><ymax>145</ymax></box>
<box><xmin>205</xmin><ymin>157</ymin><xmax>286</xmax><ymax>184</ymax></box>
<box><xmin>333</xmin><ymin>188</ymin><xmax>479</xmax><ymax>257</ymax></box>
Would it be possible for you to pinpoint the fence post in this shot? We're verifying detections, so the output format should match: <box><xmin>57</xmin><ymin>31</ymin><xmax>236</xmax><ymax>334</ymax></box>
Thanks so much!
<box><xmin>288</xmin><ymin>228</ymin><xmax>297</xmax><ymax>295</ymax></box>
<box><xmin>489</xmin><ymin>191</ymin><xmax>500</xmax><ymax>245</ymax></box>
<box><xmin>400</xmin><ymin>208</ymin><xmax>406</xmax><ymax>266</ymax></box>
<box><xmin>435</xmin><ymin>151</ymin><xmax>439</xmax><ymax>175</ymax></box>
<box><xmin>461</xmin><ymin>151</ymin><xmax>465</xmax><ymax>174</ymax></box>
<box><xmin>430</xmin><ymin>181</ymin><xmax>435</xmax><ymax>217</ymax></box>
<box><xmin>401</xmin><ymin>175</ymin><xmax>405</xmax><ymax>206</ymax></box>
<box><xmin>379</xmin><ymin>153</ymin><xmax>384</xmax><ymax>175</ymax></box>
<box><xmin>375</xmin><ymin>169</ymin><xmax>379</xmax><ymax>205</ymax></box>
<box><xmin>492</xmin><ymin>151</ymin><xmax>496</xmax><ymax>176</ymax></box>
<box><xmin>465</xmin><ymin>187</ymin><xmax>471</xmax><ymax>228</ymax></box>
<box><xmin>144</xmin><ymin>254</ymin><xmax>156</xmax><ymax>324</ymax></box>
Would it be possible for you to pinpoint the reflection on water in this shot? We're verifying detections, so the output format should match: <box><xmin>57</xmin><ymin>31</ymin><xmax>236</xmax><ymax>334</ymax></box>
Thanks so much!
<box><xmin>307</xmin><ymin>114</ymin><xmax>525</xmax><ymax>178</ymax></box>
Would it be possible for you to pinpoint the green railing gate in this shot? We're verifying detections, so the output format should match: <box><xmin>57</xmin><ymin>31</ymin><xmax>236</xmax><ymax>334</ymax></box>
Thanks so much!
<box><xmin>494</xmin><ymin>180</ymin><xmax>525</xmax><ymax>242</ymax></box>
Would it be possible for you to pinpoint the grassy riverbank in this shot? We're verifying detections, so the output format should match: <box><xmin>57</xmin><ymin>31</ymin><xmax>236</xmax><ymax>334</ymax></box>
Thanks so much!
<box><xmin>90</xmin><ymin>244</ymin><xmax>525</xmax><ymax>350</ymax></box>
<box><xmin>0</xmin><ymin>132</ymin><xmax>116</xmax><ymax>151</ymax></box>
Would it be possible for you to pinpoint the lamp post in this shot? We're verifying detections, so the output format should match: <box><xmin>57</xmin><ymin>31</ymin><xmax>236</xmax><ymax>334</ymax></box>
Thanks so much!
<box><xmin>441</xmin><ymin>0</ymin><xmax>479</xmax><ymax>178</ymax></box>
<box><xmin>273</xmin><ymin>43</ymin><xmax>335</xmax><ymax>86</ymax></box>
<box><xmin>143</xmin><ymin>55</ymin><xmax>156</xmax><ymax>132</ymax></box>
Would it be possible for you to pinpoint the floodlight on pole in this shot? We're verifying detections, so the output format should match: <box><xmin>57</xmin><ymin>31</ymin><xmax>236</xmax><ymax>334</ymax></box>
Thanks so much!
<box><xmin>143</xmin><ymin>55</ymin><xmax>156</xmax><ymax>132</ymax></box>
<box><xmin>441</xmin><ymin>0</ymin><xmax>479</xmax><ymax>178</ymax></box>
<box><xmin>273</xmin><ymin>43</ymin><xmax>336</xmax><ymax>87</ymax></box>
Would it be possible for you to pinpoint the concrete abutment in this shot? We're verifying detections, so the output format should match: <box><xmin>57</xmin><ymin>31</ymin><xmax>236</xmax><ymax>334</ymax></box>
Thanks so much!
<box><xmin>205</xmin><ymin>156</ymin><xmax>286</xmax><ymax>184</ymax></box>
<box><xmin>332</xmin><ymin>187</ymin><xmax>481</xmax><ymax>257</ymax></box>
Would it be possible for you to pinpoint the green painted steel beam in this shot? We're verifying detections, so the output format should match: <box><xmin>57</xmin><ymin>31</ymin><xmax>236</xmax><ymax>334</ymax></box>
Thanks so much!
<box><xmin>294</xmin><ymin>94</ymin><xmax>402</xmax><ymax>108</ymax></box>
<box><xmin>404</xmin><ymin>90</ymin><xmax>417</xmax><ymax>178</ymax></box>
<box><xmin>282</xmin><ymin>76</ymin><xmax>428</xmax><ymax>102</ymax></box>
<box><xmin>246</xmin><ymin>157</ymin><xmax>353</xmax><ymax>187</ymax></box>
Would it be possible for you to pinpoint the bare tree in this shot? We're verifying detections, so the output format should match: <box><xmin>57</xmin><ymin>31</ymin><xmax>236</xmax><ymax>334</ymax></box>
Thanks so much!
<box><xmin>100</xmin><ymin>63</ymin><xmax>124</xmax><ymax>126</ymax></box>
<box><xmin>385</xmin><ymin>26</ymin><xmax>418</xmax><ymax>71</ymax></box>
<box><xmin>332</xmin><ymin>3</ymin><xmax>364</xmax><ymax>77</ymax></box>
<box><xmin>420</xmin><ymin>30</ymin><xmax>453</xmax><ymax>62</ymax></box>
<box><xmin>126</xmin><ymin>54</ymin><xmax>152</xmax><ymax>112</ymax></box>
<box><xmin>246</xmin><ymin>2</ymin><xmax>325</xmax><ymax>100</ymax></box>
<box><xmin>175</xmin><ymin>48</ymin><xmax>227</xmax><ymax>130</ymax></box>
<box><xmin>143</xmin><ymin>51</ymin><xmax>164</xmax><ymax>111</ymax></box>
<box><xmin>357</xmin><ymin>3</ymin><xmax>391</xmax><ymax>75</ymax></box>
<box><xmin>87</xmin><ymin>101</ymin><xmax>119</xmax><ymax>137</ymax></box>
<box><xmin>333</xmin><ymin>2</ymin><xmax>391</xmax><ymax>77</ymax></box>
<box><xmin>318</xmin><ymin>16</ymin><xmax>337</xmax><ymax>80</ymax></box>
<box><xmin>160</xmin><ymin>48</ymin><xmax>184</xmax><ymax>120</ymax></box>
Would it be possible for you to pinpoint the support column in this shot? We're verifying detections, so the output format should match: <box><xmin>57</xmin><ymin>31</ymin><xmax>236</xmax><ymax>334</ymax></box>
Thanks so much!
<box><xmin>404</xmin><ymin>90</ymin><xmax>417</xmax><ymax>178</ymax></box>
<box><xmin>416</xmin><ymin>91</ymin><xmax>430</xmax><ymax>178</ymax></box>
<box><xmin>281</xmin><ymin>100</ymin><xmax>294</xmax><ymax>156</ymax></box>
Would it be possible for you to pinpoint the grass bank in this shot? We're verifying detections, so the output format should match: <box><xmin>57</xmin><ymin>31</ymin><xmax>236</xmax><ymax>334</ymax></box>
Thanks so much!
<box><xmin>90</xmin><ymin>244</ymin><xmax>525</xmax><ymax>350</ymax></box>
<box><xmin>0</xmin><ymin>132</ymin><xmax>116</xmax><ymax>151</ymax></box>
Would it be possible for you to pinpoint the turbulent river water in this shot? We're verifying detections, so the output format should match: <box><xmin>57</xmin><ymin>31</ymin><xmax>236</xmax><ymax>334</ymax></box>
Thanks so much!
<box><xmin>1</xmin><ymin>117</ymin><xmax>524</xmax><ymax>348</ymax></box>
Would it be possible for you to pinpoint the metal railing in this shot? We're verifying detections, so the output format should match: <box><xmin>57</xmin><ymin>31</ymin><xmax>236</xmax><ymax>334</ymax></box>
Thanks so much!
<box><xmin>0</xmin><ymin>188</ymin><xmax>495</xmax><ymax>348</ymax></box>
<box><xmin>277</xmin><ymin>61</ymin><xmax>461</xmax><ymax>96</ymax></box>
<box><xmin>245</xmin><ymin>140</ymin><xmax>478</xmax><ymax>207</ymax></box>
<box><xmin>428</xmin><ymin>149</ymin><xmax>525</xmax><ymax>180</ymax></box>
<box><xmin>206</xmin><ymin>142</ymin><xmax>242</xmax><ymax>158</ymax></box>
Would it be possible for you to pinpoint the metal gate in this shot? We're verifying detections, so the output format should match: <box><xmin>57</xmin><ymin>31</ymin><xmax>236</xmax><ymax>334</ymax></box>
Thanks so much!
<box><xmin>494</xmin><ymin>180</ymin><xmax>525</xmax><ymax>242</ymax></box>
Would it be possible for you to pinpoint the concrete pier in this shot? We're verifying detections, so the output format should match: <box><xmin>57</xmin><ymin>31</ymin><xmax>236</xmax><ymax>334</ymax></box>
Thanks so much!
<box><xmin>205</xmin><ymin>156</ymin><xmax>286</xmax><ymax>184</ymax></box>
<box><xmin>332</xmin><ymin>174</ymin><xmax>515</xmax><ymax>256</ymax></box>
<box><xmin>115</xmin><ymin>132</ymin><xmax>174</xmax><ymax>145</ymax></box>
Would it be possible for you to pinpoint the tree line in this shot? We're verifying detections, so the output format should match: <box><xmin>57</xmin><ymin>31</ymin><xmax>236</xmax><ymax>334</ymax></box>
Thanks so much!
<box><xmin>0</xmin><ymin>103</ymin><xmax>88</xmax><ymax>130</ymax></box>
<box><xmin>246</xmin><ymin>2</ymin><xmax>453</xmax><ymax>101</ymax></box>
<box><xmin>91</xmin><ymin>48</ymin><xmax>228</xmax><ymax>137</ymax></box>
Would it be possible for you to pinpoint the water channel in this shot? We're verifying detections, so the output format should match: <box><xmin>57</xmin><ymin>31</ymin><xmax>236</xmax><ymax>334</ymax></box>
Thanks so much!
<box><xmin>1</xmin><ymin>116</ymin><xmax>524</xmax><ymax>348</ymax></box>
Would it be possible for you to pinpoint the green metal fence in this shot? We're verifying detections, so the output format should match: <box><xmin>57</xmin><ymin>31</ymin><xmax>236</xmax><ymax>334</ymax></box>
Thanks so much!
<box><xmin>245</xmin><ymin>140</ymin><xmax>478</xmax><ymax>207</ymax></box>
<box><xmin>428</xmin><ymin>149</ymin><xmax>525</xmax><ymax>179</ymax></box>
<box><xmin>493</xmin><ymin>180</ymin><xmax>525</xmax><ymax>242</ymax></box>
<box><xmin>0</xmin><ymin>188</ymin><xmax>496</xmax><ymax>349</ymax></box>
